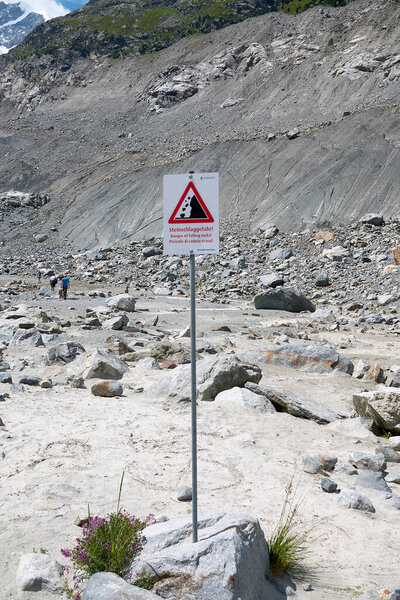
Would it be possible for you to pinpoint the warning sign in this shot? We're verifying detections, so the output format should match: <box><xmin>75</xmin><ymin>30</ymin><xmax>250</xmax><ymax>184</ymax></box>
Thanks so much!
<box><xmin>164</xmin><ymin>173</ymin><xmax>219</xmax><ymax>255</ymax></box>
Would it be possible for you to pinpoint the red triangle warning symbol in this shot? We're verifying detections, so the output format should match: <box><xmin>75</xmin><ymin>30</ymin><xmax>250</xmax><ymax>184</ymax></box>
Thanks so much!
<box><xmin>168</xmin><ymin>182</ymin><xmax>214</xmax><ymax>224</ymax></box>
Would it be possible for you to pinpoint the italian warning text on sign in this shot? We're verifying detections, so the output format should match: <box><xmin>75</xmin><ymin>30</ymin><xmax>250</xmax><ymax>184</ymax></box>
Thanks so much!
<box><xmin>164</xmin><ymin>173</ymin><xmax>219</xmax><ymax>255</ymax></box>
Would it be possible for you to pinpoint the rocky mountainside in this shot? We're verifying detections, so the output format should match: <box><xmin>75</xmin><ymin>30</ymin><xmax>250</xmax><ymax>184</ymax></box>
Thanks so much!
<box><xmin>0</xmin><ymin>0</ymin><xmax>399</xmax><ymax>252</ymax></box>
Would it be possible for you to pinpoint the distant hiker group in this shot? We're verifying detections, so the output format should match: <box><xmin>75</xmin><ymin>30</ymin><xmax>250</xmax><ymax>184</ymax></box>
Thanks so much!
<box><xmin>47</xmin><ymin>274</ymin><xmax>70</xmax><ymax>299</ymax></box>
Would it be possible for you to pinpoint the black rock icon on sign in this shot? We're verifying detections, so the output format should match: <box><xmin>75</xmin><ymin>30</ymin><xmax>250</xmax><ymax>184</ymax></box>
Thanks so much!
<box><xmin>179</xmin><ymin>194</ymin><xmax>208</xmax><ymax>220</ymax></box>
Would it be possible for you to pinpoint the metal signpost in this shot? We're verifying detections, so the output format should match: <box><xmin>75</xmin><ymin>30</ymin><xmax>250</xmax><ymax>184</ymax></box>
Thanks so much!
<box><xmin>164</xmin><ymin>172</ymin><xmax>219</xmax><ymax>542</ymax></box>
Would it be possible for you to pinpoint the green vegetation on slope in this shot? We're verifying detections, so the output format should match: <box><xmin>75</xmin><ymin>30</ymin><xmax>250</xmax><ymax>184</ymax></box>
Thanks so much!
<box><xmin>7</xmin><ymin>0</ymin><xmax>350</xmax><ymax>61</ymax></box>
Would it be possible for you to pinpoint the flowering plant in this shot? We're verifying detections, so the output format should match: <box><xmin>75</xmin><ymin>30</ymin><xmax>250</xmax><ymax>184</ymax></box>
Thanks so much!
<box><xmin>61</xmin><ymin>473</ymin><xmax>155</xmax><ymax>598</ymax></box>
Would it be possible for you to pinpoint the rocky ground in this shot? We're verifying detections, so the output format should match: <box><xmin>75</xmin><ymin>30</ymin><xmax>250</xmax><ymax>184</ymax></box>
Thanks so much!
<box><xmin>1</xmin><ymin>214</ymin><xmax>400</xmax><ymax>599</ymax></box>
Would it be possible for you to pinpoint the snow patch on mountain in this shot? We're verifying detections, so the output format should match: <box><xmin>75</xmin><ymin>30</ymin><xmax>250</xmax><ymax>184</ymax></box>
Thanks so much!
<box><xmin>3</xmin><ymin>0</ymin><xmax>68</xmax><ymax>21</ymax></box>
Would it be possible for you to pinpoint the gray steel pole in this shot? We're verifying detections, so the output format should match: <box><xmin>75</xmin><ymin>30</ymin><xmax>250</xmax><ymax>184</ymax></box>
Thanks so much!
<box><xmin>190</xmin><ymin>250</ymin><xmax>198</xmax><ymax>543</ymax></box>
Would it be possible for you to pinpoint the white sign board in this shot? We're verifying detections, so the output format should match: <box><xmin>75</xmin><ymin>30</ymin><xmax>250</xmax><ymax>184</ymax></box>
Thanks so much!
<box><xmin>164</xmin><ymin>172</ymin><xmax>219</xmax><ymax>255</ymax></box>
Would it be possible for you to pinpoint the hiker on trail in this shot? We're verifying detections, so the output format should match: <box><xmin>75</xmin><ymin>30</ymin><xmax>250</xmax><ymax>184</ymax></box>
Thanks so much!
<box><xmin>38</xmin><ymin>271</ymin><xmax>42</xmax><ymax>283</ymax></box>
<box><xmin>61</xmin><ymin>275</ymin><xmax>69</xmax><ymax>299</ymax></box>
<box><xmin>50</xmin><ymin>275</ymin><xmax>57</xmax><ymax>292</ymax></box>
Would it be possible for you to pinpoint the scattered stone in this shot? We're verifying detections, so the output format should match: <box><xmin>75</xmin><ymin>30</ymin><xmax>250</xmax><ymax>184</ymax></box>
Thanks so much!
<box><xmin>387</xmin><ymin>437</ymin><xmax>400</xmax><ymax>450</ymax></box>
<box><xmin>40</xmin><ymin>379</ymin><xmax>52</xmax><ymax>389</ymax></box>
<box><xmin>47</xmin><ymin>342</ymin><xmax>86</xmax><ymax>364</ymax></box>
<box><xmin>385</xmin><ymin>466</ymin><xmax>400</xmax><ymax>484</ymax></box>
<box><xmin>19</xmin><ymin>375</ymin><xmax>40</xmax><ymax>386</ymax></box>
<box><xmin>321</xmin><ymin>477</ymin><xmax>338</xmax><ymax>493</ymax></box>
<box><xmin>353</xmin><ymin>389</ymin><xmax>400</xmax><ymax>433</ymax></box>
<box><xmin>71</xmin><ymin>349</ymin><xmax>129</xmax><ymax>380</ymax></box>
<box><xmin>353</xmin><ymin>360</ymin><xmax>370</xmax><ymax>379</ymax></box>
<box><xmin>106</xmin><ymin>294</ymin><xmax>136</xmax><ymax>312</ymax></box>
<box><xmin>302</xmin><ymin>456</ymin><xmax>324</xmax><ymax>474</ymax></box>
<box><xmin>315</xmin><ymin>272</ymin><xmax>330</xmax><ymax>287</ymax></box>
<box><xmin>335</xmin><ymin>462</ymin><xmax>358</xmax><ymax>475</ymax></box>
<box><xmin>214</xmin><ymin>386</ymin><xmax>276</xmax><ymax>413</ymax></box>
<box><xmin>254</xmin><ymin>288</ymin><xmax>315</xmax><ymax>313</ymax></box>
<box><xmin>11</xmin><ymin>328</ymin><xmax>44</xmax><ymax>347</ymax></box>
<box><xmin>349</xmin><ymin>451</ymin><xmax>386</xmax><ymax>472</ymax></box>
<box><xmin>0</xmin><ymin>372</ymin><xmax>12</xmax><ymax>383</ymax></box>
<box><xmin>338</xmin><ymin>489</ymin><xmax>375</xmax><ymax>512</ymax></box>
<box><xmin>43</xmin><ymin>483</ymin><xmax>81</xmax><ymax>500</ymax></box>
<box><xmin>91</xmin><ymin>380</ymin><xmax>123</xmax><ymax>397</ymax></box>
<box><xmin>375</xmin><ymin>446</ymin><xmax>400</xmax><ymax>463</ymax></box>
<box><xmin>177</xmin><ymin>485</ymin><xmax>192</xmax><ymax>501</ymax></box>
<box><xmin>70</xmin><ymin>376</ymin><xmax>85</xmax><ymax>389</ymax></box>
<box><xmin>137</xmin><ymin>357</ymin><xmax>161</xmax><ymax>369</ymax></box>
<box><xmin>259</xmin><ymin>273</ymin><xmax>284</xmax><ymax>288</ymax></box>
<box><xmin>105</xmin><ymin>314</ymin><xmax>129</xmax><ymax>330</ymax></box>
<box><xmin>17</xmin><ymin>553</ymin><xmax>64</xmax><ymax>592</ymax></box>
<box><xmin>356</xmin><ymin>470</ymin><xmax>390</xmax><ymax>492</ymax></box>
<box><xmin>359</xmin><ymin>214</ymin><xmax>384</xmax><ymax>226</ymax></box>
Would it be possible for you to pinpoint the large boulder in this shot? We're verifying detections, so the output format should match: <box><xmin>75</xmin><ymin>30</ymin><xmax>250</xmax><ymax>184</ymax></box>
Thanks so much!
<box><xmin>148</xmin><ymin>355</ymin><xmax>261</xmax><ymax>403</ymax></box>
<box><xmin>11</xmin><ymin>328</ymin><xmax>44</xmax><ymax>347</ymax></box>
<box><xmin>241</xmin><ymin>343</ymin><xmax>353</xmax><ymax>375</ymax></box>
<box><xmin>353</xmin><ymin>389</ymin><xmax>400</xmax><ymax>433</ymax></box>
<box><xmin>106</xmin><ymin>294</ymin><xmax>136</xmax><ymax>312</ymax></box>
<box><xmin>70</xmin><ymin>349</ymin><xmax>129</xmax><ymax>380</ymax></box>
<box><xmin>253</xmin><ymin>288</ymin><xmax>315</xmax><ymax>312</ymax></box>
<box><xmin>91</xmin><ymin>381</ymin><xmax>123</xmax><ymax>397</ymax></box>
<box><xmin>252</xmin><ymin>386</ymin><xmax>347</xmax><ymax>424</ymax></box>
<box><xmin>47</xmin><ymin>341</ymin><xmax>86</xmax><ymax>364</ymax></box>
<box><xmin>82</xmin><ymin>572</ymin><xmax>161</xmax><ymax>599</ymax></box>
<box><xmin>127</xmin><ymin>513</ymin><xmax>281</xmax><ymax>600</ymax></box>
<box><xmin>16</xmin><ymin>553</ymin><xmax>64</xmax><ymax>592</ymax></box>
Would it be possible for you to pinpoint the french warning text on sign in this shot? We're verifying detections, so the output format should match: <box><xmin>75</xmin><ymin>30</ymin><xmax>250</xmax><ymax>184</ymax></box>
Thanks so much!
<box><xmin>164</xmin><ymin>172</ymin><xmax>219</xmax><ymax>255</ymax></box>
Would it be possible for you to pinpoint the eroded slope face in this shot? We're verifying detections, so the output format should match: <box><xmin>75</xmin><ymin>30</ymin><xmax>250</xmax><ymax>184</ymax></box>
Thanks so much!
<box><xmin>0</xmin><ymin>0</ymin><xmax>399</xmax><ymax>251</ymax></box>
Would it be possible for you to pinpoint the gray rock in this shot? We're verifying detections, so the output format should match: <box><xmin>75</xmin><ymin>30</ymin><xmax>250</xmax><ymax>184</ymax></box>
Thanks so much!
<box><xmin>387</xmin><ymin>437</ymin><xmax>400</xmax><ymax>450</ymax></box>
<box><xmin>229</xmin><ymin>255</ymin><xmax>246</xmax><ymax>270</ymax></box>
<box><xmin>370</xmin><ymin>585</ymin><xmax>400</xmax><ymax>600</ymax></box>
<box><xmin>259</xmin><ymin>273</ymin><xmax>284</xmax><ymax>288</ymax></box>
<box><xmin>386</xmin><ymin>370</ymin><xmax>400</xmax><ymax>388</ymax></box>
<box><xmin>47</xmin><ymin>342</ymin><xmax>86</xmax><ymax>364</ymax></box>
<box><xmin>105</xmin><ymin>314</ymin><xmax>129</xmax><ymax>330</ymax></box>
<box><xmin>215</xmin><ymin>386</ymin><xmax>275</xmax><ymax>413</ymax></box>
<box><xmin>82</xmin><ymin>572</ymin><xmax>161</xmax><ymax>599</ymax></box>
<box><xmin>0</xmin><ymin>372</ymin><xmax>12</xmax><ymax>383</ymax></box>
<box><xmin>253</xmin><ymin>386</ymin><xmax>345</xmax><ymax>423</ymax></box>
<box><xmin>392</xmin><ymin>497</ymin><xmax>400</xmax><ymax>510</ymax></box>
<box><xmin>356</xmin><ymin>470</ymin><xmax>391</xmax><ymax>492</ymax></box>
<box><xmin>177</xmin><ymin>485</ymin><xmax>192</xmax><ymax>501</ymax></box>
<box><xmin>143</xmin><ymin>246</ymin><xmax>161</xmax><ymax>258</ymax></box>
<box><xmin>17</xmin><ymin>553</ymin><xmax>64</xmax><ymax>592</ymax></box>
<box><xmin>353</xmin><ymin>389</ymin><xmax>400</xmax><ymax>433</ymax></box>
<box><xmin>148</xmin><ymin>355</ymin><xmax>261</xmax><ymax>404</ymax></box>
<box><xmin>359</xmin><ymin>213</ymin><xmax>384</xmax><ymax>226</ymax></box>
<box><xmin>252</xmin><ymin>343</ymin><xmax>353</xmax><ymax>375</ymax></box>
<box><xmin>34</xmin><ymin>234</ymin><xmax>48</xmax><ymax>243</ymax></box>
<box><xmin>40</xmin><ymin>379</ymin><xmax>52</xmax><ymax>389</ymax></box>
<box><xmin>353</xmin><ymin>359</ymin><xmax>370</xmax><ymax>379</ymax></box>
<box><xmin>137</xmin><ymin>357</ymin><xmax>161</xmax><ymax>370</ymax></box>
<box><xmin>349</xmin><ymin>451</ymin><xmax>386</xmax><ymax>472</ymax></box>
<box><xmin>376</xmin><ymin>446</ymin><xmax>400</xmax><ymax>463</ymax></box>
<box><xmin>91</xmin><ymin>380</ymin><xmax>123</xmax><ymax>397</ymax></box>
<box><xmin>321</xmin><ymin>477</ymin><xmax>338</xmax><ymax>493</ymax></box>
<box><xmin>127</xmin><ymin>512</ymin><xmax>280</xmax><ymax>600</ymax></box>
<box><xmin>338</xmin><ymin>489</ymin><xmax>375</xmax><ymax>512</ymax></box>
<box><xmin>335</xmin><ymin>462</ymin><xmax>358</xmax><ymax>475</ymax></box>
<box><xmin>254</xmin><ymin>288</ymin><xmax>315</xmax><ymax>313</ymax></box>
<box><xmin>19</xmin><ymin>375</ymin><xmax>40</xmax><ymax>386</ymax></box>
<box><xmin>386</xmin><ymin>466</ymin><xmax>400</xmax><ymax>484</ymax></box>
<box><xmin>269</xmin><ymin>247</ymin><xmax>293</xmax><ymax>261</ymax></box>
<box><xmin>11</xmin><ymin>328</ymin><xmax>44</xmax><ymax>347</ymax></box>
<box><xmin>71</xmin><ymin>349</ymin><xmax>129</xmax><ymax>380</ymax></box>
<box><xmin>0</xmin><ymin>361</ymin><xmax>10</xmax><ymax>372</ymax></box>
<box><xmin>261</xmin><ymin>224</ymin><xmax>278</xmax><ymax>239</ymax></box>
<box><xmin>315</xmin><ymin>272</ymin><xmax>330</xmax><ymax>287</ymax></box>
<box><xmin>302</xmin><ymin>456</ymin><xmax>324</xmax><ymax>474</ymax></box>
<box><xmin>106</xmin><ymin>294</ymin><xmax>136</xmax><ymax>312</ymax></box>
